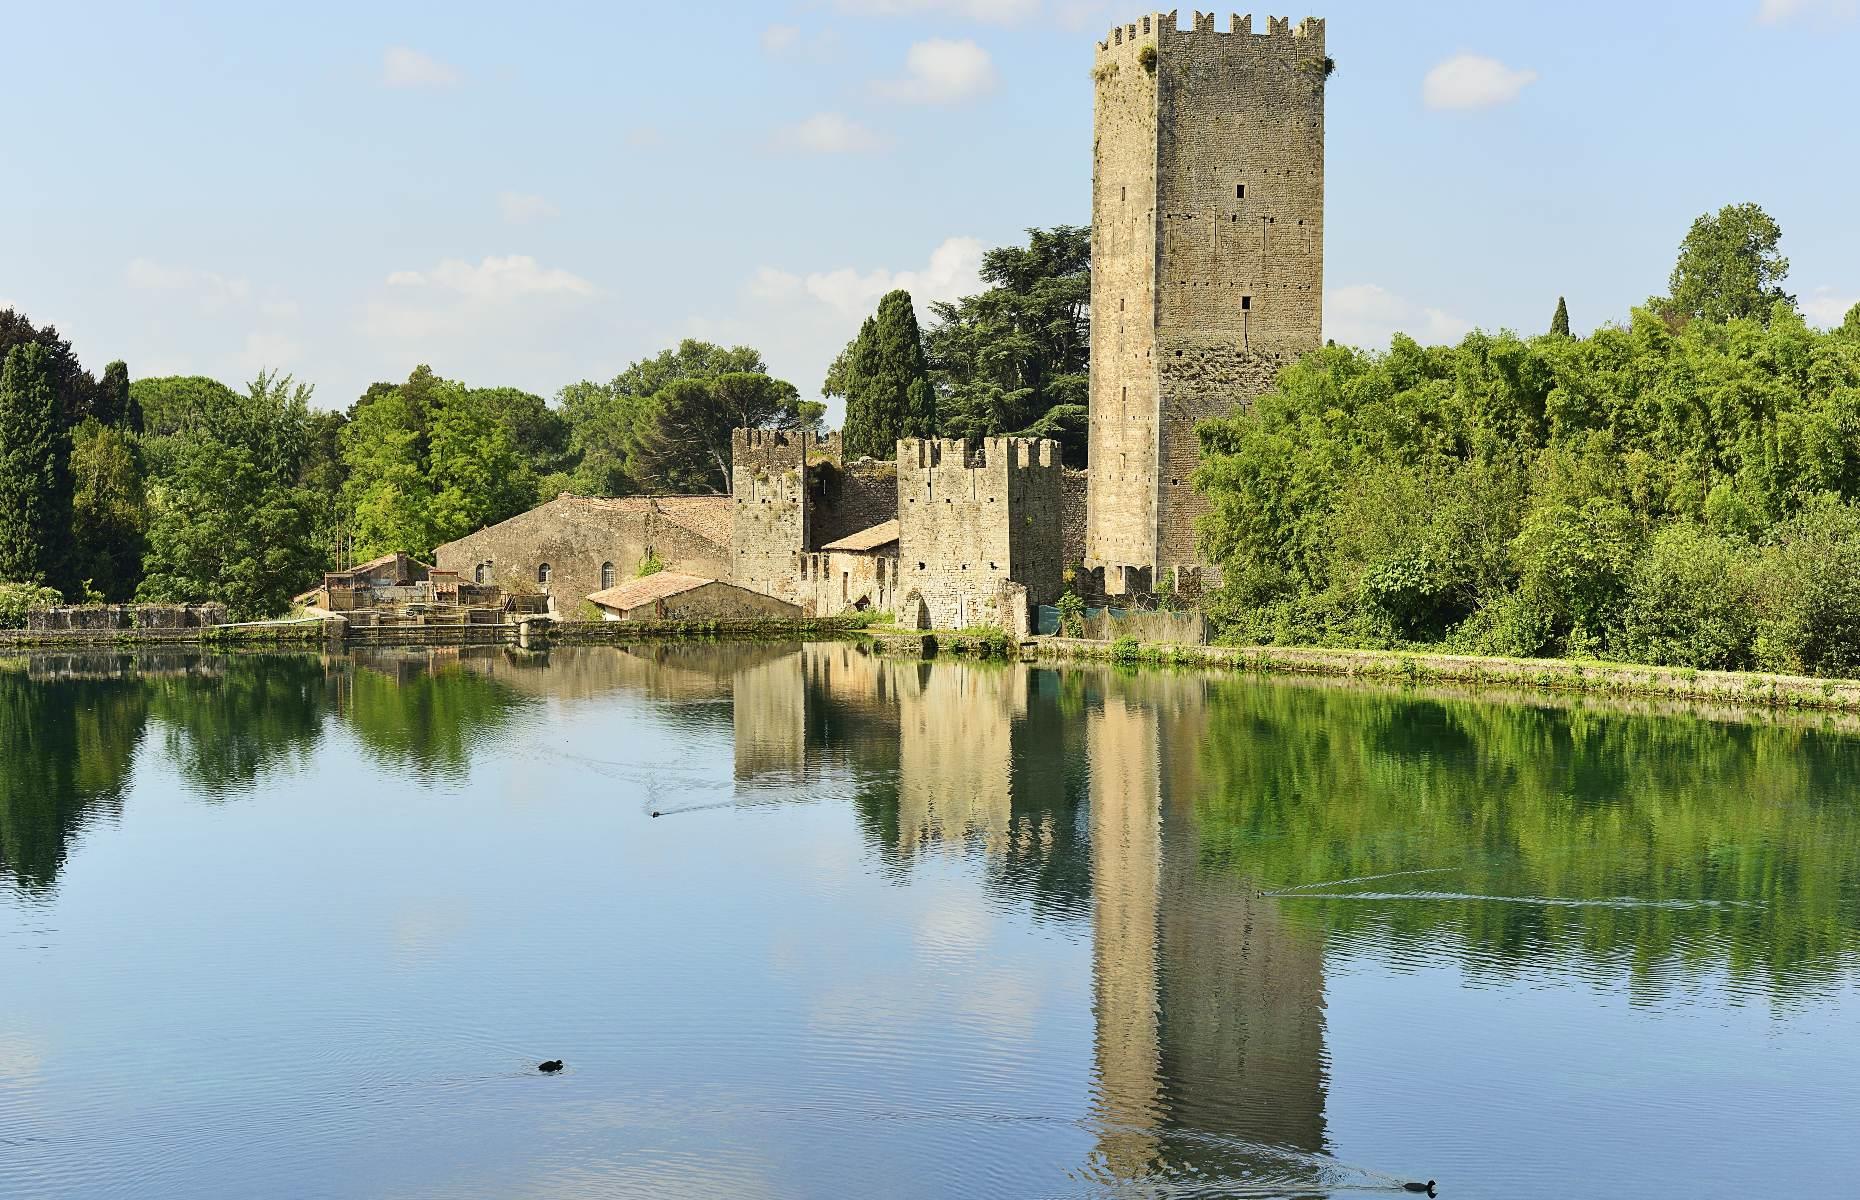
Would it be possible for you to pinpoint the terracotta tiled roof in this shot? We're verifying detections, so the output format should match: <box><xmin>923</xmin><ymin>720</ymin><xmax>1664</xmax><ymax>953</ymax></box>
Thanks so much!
<box><xmin>586</xmin><ymin>571</ymin><xmax>715</xmax><ymax>612</ymax></box>
<box><xmin>558</xmin><ymin>494</ymin><xmax>733</xmax><ymax>550</ymax></box>
<box><xmin>821</xmin><ymin>519</ymin><xmax>900</xmax><ymax>553</ymax></box>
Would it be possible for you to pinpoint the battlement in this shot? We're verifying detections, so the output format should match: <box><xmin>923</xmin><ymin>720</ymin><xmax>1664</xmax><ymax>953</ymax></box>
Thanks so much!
<box><xmin>1096</xmin><ymin>11</ymin><xmax>1323</xmax><ymax>55</ymax></box>
<box><xmin>897</xmin><ymin>436</ymin><xmax>1061</xmax><ymax>473</ymax></box>
<box><xmin>731</xmin><ymin>428</ymin><xmax>842</xmax><ymax>470</ymax></box>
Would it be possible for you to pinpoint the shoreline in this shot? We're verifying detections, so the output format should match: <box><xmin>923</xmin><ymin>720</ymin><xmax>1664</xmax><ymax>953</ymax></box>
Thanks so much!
<box><xmin>1021</xmin><ymin>636</ymin><xmax>1860</xmax><ymax>714</ymax></box>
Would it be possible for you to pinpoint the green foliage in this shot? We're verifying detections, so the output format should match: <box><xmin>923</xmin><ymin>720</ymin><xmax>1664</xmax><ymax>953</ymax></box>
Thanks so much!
<box><xmin>0</xmin><ymin>582</ymin><xmax>63</xmax><ymax>627</ymax></box>
<box><xmin>839</xmin><ymin>290</ymin><xmax>935</xmax><ymax>459</ymax></box>
<box><xmin>636</xmin><ymin>548</ymin><xmax>665</xmax><ymax>577</ymax></box>
<box><xmin>1751</xmin><ymin>503</ymin><xmax>1860</xmax><ymax>676</ymax></box>
<box><xmin>139</xmin><ymin>371</ymin><xmax>323</xmax><ymax>619</ymax></box>
<box><xmin>68</xmin><ymin>418</ymin><xmax>147</xmax><ymax>601</ymax></box>
<box><xmin>1013</xmin><ymin>402</ymin><xmax>1089</xmax><ymax>468</ymax></box>
<box><xmin>633</xmin><ymin>371</ymin><xmax>805</xmax><ymax>493</ymax></box>
<box><xmin>1660</xmin><ymin>202</ymin><xmax>1794</xmax><ymax>326</ymax></box>
<box><xmin>923</xmin><ymin>226</ymin><xmax>1090</xmax><ymax>459</ymax></box>
<box><xmin>942</xmin><ymin>626</ymin><xmax>1016</xmax><ymax>658</ymax></box>
<box><xmin>611</xmin><ymin>339</ymin><xmax>766</xmax><ymax>400</ymax></box>
<box><xmin>1110</xmin><ymin>634</ymin><xmax>1141</xmax><ymax>663</ymax></box>
<box><xmin>341</xmin><ymin>366</ymin><xmax>535</xmax><ymax>560</ymax></box>
<box><xmin>0</xmin><ymin>344</ymin><xmax>74</xmax><ymax>588</ymax></box>
<box><xmin>1195</xmin><ymin>297</ymin><xmax>1860</xmax><ymax>673</ymax></box>
<box><xmin>1056</xmin><ymin>590</ymin><xmax>1086</xmax><ymax>637</ymax></box>
<box><xmin>1551</xmin><ymin>296</ymin><xmax>1570</xmax><ymax>337</ymax></box>
<box><xmin>1137</xmin><ymin>45</ymin><xmax>1157</xmax><ymax>72</ymax></box>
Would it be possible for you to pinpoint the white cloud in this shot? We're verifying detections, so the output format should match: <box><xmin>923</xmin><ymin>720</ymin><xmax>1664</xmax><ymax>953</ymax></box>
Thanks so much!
<box><xmin>1803</xmin><ymin>286</ymin><xmax>1860</xmax><ymax>328</ymax></box>
<box><xmin>875</xmin><ymin>38</ymin><xmax>998</xmax><ymax>104</ymax></box>
<box><xmin>381</xmin><ymin>47</ymin><xmax>461</xmax><ymax>89</ymax></box>
<box><xmin>769</xmin><ymin>112</ymin><xmax>889</xmax><ymax>154</ymax></box>
<box><xmin>124</xmin><ymin>258</ymin><xmax>256</xmax><ymax>313</ymax></box>
<box><xmin>1757</xmin><ymin>0</ymin><xmax>1858</xmax><ymax>22</ymax></box>
<box><xmin>1422</xmin><ymin>53</ymin><xmax>1538</xmax><ymax>111</ymax></box>
<box><xmin>833</xmin><ymin>0</ymin><xmax>1041</xmax><ymax>23</ymax></box>
<box><xmin>757</xmin><ymin>236</ymin><xmax>986</xmax><ymax>320</ymax></box>
<box><xmin>497</xmin><ymin>192</ymin><xmax>559</xmax><ymax>225</ymax></box>
<box><xmin>761</xmin><ymin>23</ymin><xmax>840</xmax><ymax>61</ymax></box>
<box><xmin>1325</xmin><ymin>283</ymin><xmax>1472</xmax><ymax>350</ymax></box>
<box><xmin>383</xmin><ymin>255</ymin><xmax>596</xmax><ymax>302</ymax></box>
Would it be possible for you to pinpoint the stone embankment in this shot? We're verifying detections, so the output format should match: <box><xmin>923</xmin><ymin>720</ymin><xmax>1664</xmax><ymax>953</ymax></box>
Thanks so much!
<box><xmin>1026</xmin><ymin>637</ymin><xmax>1860</xmax><ymax>714</ymax></box>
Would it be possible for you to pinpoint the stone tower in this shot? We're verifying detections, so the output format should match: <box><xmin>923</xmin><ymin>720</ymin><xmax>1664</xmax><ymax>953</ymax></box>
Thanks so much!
<box><xmin>1086</xmin><ymin>12</ymin><xmax>1326</xmax><ymax>593</ymax></box>
<box><xmin>729</xmin><ymin>429</ymin><xmax>840</xmax><ymax>605</ymax></box>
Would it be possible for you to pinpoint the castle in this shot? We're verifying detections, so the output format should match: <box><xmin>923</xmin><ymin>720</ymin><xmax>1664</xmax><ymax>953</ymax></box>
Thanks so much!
<box><xmin>435</xmin><ymin>12</ymin><xmax>1326</xmax><ymax>628</ymax></box>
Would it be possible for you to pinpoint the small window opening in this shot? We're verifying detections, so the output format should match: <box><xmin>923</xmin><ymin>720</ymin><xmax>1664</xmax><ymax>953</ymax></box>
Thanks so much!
<box><xmin>1236</xmin><ymin>184</ymin><xmax>1245</xmax><ymax>199</ymax></box>
<box><xmin>537</xmin><ymin>564</ymin><xmax>552</xmax><ymax>585</ymax></box>
<box><xmin>1241</xmin><ymin>295</ymin><xmax>1252</xmax><ymax>311</ymax></box>
<box><xmin>918</xmin><ymin>562</ymin><xmax>926</xmax><ymax>571</ymax></box>
<box><xmin>1120</xmin><ymin>185</ymin><xmax>1127</xmax><ymax>201</ymax></box>
<box><xmin>600</xmin><ymin>561</ymin><xmax>615</xmax><ymax>589</ymax></box>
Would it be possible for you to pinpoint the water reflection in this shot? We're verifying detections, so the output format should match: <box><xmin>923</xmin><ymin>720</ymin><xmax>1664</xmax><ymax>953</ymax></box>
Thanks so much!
<box><xmin>6</xmin><ymin>642</ymin><xmax>1860</xmax><ymax>1195</ymax></box>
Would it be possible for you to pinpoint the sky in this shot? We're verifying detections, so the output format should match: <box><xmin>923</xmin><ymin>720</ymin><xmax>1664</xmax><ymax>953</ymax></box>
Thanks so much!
<box><xmin>1</xmin><ymin>0</ymin><xmax>1856</xmax><ymax>415</ymax></box>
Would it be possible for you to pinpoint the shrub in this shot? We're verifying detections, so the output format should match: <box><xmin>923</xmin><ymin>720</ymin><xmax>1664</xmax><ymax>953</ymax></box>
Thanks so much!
<box><xmin>1615</xmin><ymin>524</ymin><xmax>1757</xmax><ymax>669</ymax></box>
<box><xmin>0</xmin><ymin>582</ymin><xmax>63</xmax><ymax>628</ymax></box>
<box><xmin>1056</xmin><ymin>591</ymin><xmax>1086</xmax><ymax>637</ymax></box>
<box><xmin>1110</xmin><ymin>634</ymin><xmax>1141</xmax><ymax>663</ymax></box>
<box><xmin>1752</xmin><ymin>503</ymin><xmax>1860</xmax><ymax>676</ymax></box>
<box><xmin>636</xmin><ymin>549</ymin><xmax>665</xmax><ymax>577</ymax></box>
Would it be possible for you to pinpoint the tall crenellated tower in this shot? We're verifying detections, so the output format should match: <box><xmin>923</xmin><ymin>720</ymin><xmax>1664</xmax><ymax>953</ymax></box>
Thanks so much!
<box><xmin>1086</xmin><ymin>12</ymin><xmax>1326</xmax><ymax>593</ymax></box>
<box><xmin>730</xmin><ymin>429</ymin><xmax>841</xmax><ymax>605</ymax></box>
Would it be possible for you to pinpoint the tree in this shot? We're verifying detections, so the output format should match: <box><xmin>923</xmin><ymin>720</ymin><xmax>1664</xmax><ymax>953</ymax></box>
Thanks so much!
<box><xmin>470</xmin><ymin>386</ymin><xmax>569</xmax><ymax>488</ymax></box>
<box><xmin>556</xmin><ymin>380</ymin><xmax>649</xmax><ymax>496</ymax></box>
<box><xmin>611</xmin><ymin>339</ymin><xmax>766</xmax><ymax>398</ymax></box>
<box><xmin>0</xmin><ymin>308</ymin><xmax>99</xmax><ymax>428</ymax></box>
<box><xmin>94</xmin><ymin>361</ymin><xmax>141</xmax><ymax>432</ymax></box>
<box><xmin>923</xmin><ymin>225</ymin><xmax>1090</xmax><ymax>442</ymax></box>
<box><xmin>1551</xmin><ymin>296</ymin><xmax>1570</xmax><ymax>337</ymax></box>
<box><xmin>0</xmin><ymin>344</ymin><xmax>73</xmax><ymax>587</ymax></box>
<box><xmin>632</xmin><ymin>372</ymin><xmax>805</xmax><ymax>493</ymax></box>
<box><xmin>428</xmin><ymin>385</ymin><xmax>533</xmax><ymax>546</ymax></box>
<box><xmin>139</xmin><ymin>371</ymin><xmax>322</xmax><ymax>617</ymax></box>
<box><xmin>69</xmin><ymin>418</ymin><xmax>147</xmax><ymax>600</ymax></box>
<box><xmin>842</xmin><ymin>290</ymin><xmax>935</xmax><ymax>458</ymax></box>
<box><xmin>835</xmin><ymin>317</ymin><xmax>879</xmax><ymax>456</ymax></box>
<box><xmin>341</xmin><ymin>377</ymin><xmax>439</xmax><ymax>560</ymax></box>
<box><xmin>1661</xmin><ymin>202</ymin><xmax>1794</xmax><ymax>326</ymax></box>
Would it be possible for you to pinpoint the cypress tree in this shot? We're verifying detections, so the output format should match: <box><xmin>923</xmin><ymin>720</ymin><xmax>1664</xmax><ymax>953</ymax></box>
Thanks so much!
<box><xmin>844</xmin><ymin>290</ymin><xmax>935</xmax><ymax>458</ymax></box>
<box><xmin>839</xmin><ymin>316</ymin><xmax>880</xmax><ymax>458</ymax></box>
<box><xmin>0</xmin><ymin>344</ymin><xmax>74</xmax><ymax>588</ymax></box>
<box><xmin>1551</xmin><ymin>296</ymin><xmax>1571</xmax><ymax>337</ymax></box>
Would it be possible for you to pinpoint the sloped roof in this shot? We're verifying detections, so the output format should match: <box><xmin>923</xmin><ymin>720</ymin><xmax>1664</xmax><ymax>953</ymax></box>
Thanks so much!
<box><xmin>821</xmin><ymin>519</ymin><xmax>900</xmax><ymax>554</ymax></box>
<box><xmin>560</xmin><ymin>494</ymin><xmax>733</xmax><ymax>549</ymax></box>
<box><xmin>586</xmin><ymin>571</ymin><xmax>717</xmax><ymax>612</ymax></box>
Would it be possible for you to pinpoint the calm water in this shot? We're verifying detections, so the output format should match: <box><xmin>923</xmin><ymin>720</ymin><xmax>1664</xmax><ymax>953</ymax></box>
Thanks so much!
<box><xmin>3</xmin><ymin>644</ymin><xmax>1858</xmax><ymax>1199</ymax></box>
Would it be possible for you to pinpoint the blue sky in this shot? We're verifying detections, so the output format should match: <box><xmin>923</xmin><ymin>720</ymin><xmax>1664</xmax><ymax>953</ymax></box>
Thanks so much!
<box><xmin>1</xmin><ymin>0</ymin><xmax>1855</xmax><ymax>414</ymax></box>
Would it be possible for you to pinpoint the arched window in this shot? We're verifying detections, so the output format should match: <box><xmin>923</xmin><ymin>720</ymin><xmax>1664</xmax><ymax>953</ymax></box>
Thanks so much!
<box><xmin>600</xmin><ymin>561</ymin><xmax>615</xmax><ymax>589</ymax></box>
<box><xmin>537</xmin><ymin>563</ymin><xmax>552</xmax><ymax>585</ymax></box>
<box><xmin>474</xmin><ymin>563</ymin><xmax>486</xmax><ymax>584</ymax></box>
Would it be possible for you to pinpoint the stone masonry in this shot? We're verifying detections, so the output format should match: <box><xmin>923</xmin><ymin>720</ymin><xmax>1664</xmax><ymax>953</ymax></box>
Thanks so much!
<box><xmin>1087</xmin><ymin>12</ymin><xmax>1326</xmax><ymax>592</ymax></box>
<box><xmin>729</xmin><ymin>429</ymin><xmax>841</xmax><ymax>607</ymax></box>
<box><xmin>896</xmin><ymin>437</ymin><xmax>1066</xmax><ymax>631</ymax></box>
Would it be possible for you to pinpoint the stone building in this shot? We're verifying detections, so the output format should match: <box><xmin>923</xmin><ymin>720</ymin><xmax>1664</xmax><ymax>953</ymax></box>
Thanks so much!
<box><xmin>433</xmin><ymin>494</ymin><xmax>732</xmax><ymax>618</ymax></box>
<box><xmin>586</xmin><ymin>572</ymin><xmax>802</xmax><ymax>622</ymax></box>
<box><xmin>896</xmin><ymin>437</ymin><xmax>1066</xmax><ymax>632</ymax></box>
<box><xmin>803</xmin><ymin>519</ymin><xmax>900</xmax><ymax>615</ymax></box>
<box><xmin>1086</xmin><ymin>11</ymin><xmax>1327</xmax><ymax>594</ymax></box>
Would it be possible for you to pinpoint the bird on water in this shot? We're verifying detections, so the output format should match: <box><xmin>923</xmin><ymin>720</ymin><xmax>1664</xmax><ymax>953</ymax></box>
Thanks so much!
<box><xmin>1402</xmin><ymin>1183</ymin><xmax>1437</xmax><ymax>1197</ymax></box>
<box><xmin>538</xmin><ymin>1060</ymin><xmax>564</xmax><ymax>1073</ymax></box>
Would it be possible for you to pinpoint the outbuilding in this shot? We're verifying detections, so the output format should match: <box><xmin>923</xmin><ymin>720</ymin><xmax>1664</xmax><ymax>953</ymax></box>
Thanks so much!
<box><xmin>586</xmin><ymin>572</ymin><xmax>804</xmax><ymax>622</ymax></box>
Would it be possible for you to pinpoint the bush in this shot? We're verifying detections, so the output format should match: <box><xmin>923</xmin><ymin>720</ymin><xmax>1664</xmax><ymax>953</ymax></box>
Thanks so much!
<box><xmin>0</xmin><ymin>582</ymin><xmax>63</xmax><ymax>628</ymax></box>
<box><xmin>1753</xmin><ymin>503</ymin><xmax>1860</xmax><ymax>676</ymax></box>
<box><xmin>1110</xmin><ymin>634</ymin><xmax>1141</xmax><ymax>663</ymax></box>
<box><xmin>1615</xmin><ymin>524</ymin><xmax>1757</xmax><ymax>669</ymax></box>
<box><xmin>1056</xmin><ymin>591</ymin><xmax>1086</xmax><ymax>637</ymax></box>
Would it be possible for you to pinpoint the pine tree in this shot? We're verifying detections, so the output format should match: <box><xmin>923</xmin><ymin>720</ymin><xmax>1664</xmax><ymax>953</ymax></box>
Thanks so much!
<box><xmin>0</xmin><ymin>344</ymin><xmax>74</xmax><ymax>588</ymax></box>
<box><xmin>843</xmin><ymin>290</ymin><xmax>934</xmax><ymax>458</ymax></box>
<box><xmin>1551</xmin><ymin>296</ymin><xmax>1571</xmax><ymax>337</ymax></box>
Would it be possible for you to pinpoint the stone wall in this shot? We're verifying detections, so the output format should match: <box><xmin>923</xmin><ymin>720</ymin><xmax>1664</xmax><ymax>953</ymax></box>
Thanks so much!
<box><xmin>1087</xmin><ymin>12</ymin><xmax>1326</xmax><ymax>585</ymax></box>
<box><xmin>896</xmin><ymin>437</ymin><xmax>1065</xmax><ymax>630</ymax></box>
<box><xmin>433</xmin><ymin>495</ymin><xmax>731</xmax><ymax>617</ymax></box>
<box><xmin>1061</xmin><ymin>468</ymin><xmax>1090</xmax><ymax>571</ymax></box>
<box><xmin>730</xmin><ymin>429</ymin><xmax>841</xmax><ymax>606</ymax></box>
<box><xmin>802</xmin><ymin>548</ymin><xmax>899</xmax><ymax>617</ymax></box>
<box><xmin>813</xmin><ymin>460</ymin><xmax>899</xmax><ymax>547</ymax></box>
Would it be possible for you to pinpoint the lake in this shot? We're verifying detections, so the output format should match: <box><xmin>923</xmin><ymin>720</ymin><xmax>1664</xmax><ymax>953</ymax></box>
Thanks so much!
<box><xmin>3</xmin><ymin>643</ymin><xmax>1858</xmax><ymax>1198</ymax></box>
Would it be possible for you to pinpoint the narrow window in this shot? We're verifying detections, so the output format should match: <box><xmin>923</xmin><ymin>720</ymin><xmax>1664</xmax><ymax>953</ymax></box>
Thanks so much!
<box><xmin>538</xmin><ymin>563</ymin><xmax>552</xmax><ymax>585</ymax></box>
<box><xmin>1241</xmin><ymin>295</ymin><xmax>1252</xmax><ymax>311</ymax></box>
<box><xmin>1236</xmin><ymin>184</ymin><xmax>1245</xmax><ymax>199</ymax></box>
<box><xmin>600</xmin><ymin>561</ymin><xmax>615</xmax><ymax>589</ymax></box>
<box><xmin>1121</xmin><ymin>185</ymin><xmax>1127</xmax><ymax>201</ymax></box>
<box><xmin>842</xmin><ymin>571</ymin><xmax>849</xmax><ymax>601</ymax></box>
